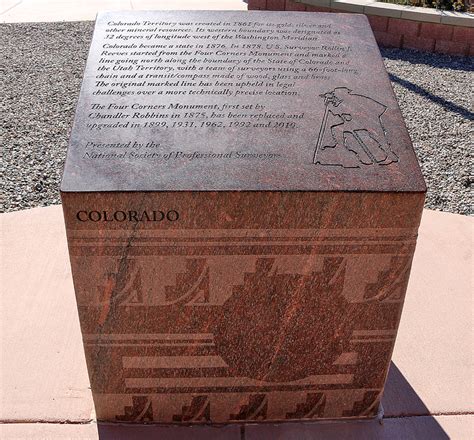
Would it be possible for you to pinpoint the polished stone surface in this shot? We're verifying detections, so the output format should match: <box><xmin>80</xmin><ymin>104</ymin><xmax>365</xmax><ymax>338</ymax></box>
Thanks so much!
<box><xmin>60</xmin><ymin>10</ymin><xmax>426</xmax><ymax>423</ymax></box>
<box><xmin>61</xmin><ymin>10</ymin><xmax>425</xmax><ymax>192</ymax></box>
<box><xmin>61</xmin><ymin>190</ymin><xmax>425</xmax><ymax>422</ymax></box>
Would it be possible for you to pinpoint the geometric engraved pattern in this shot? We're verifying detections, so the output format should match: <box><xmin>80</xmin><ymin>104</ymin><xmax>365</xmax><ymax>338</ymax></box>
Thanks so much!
<box><xmin>230</xmin><ymin>394</ymin><xmax>268</xmax><ymax>421</ymax></box>
<box><xmin>69</xmin><ymin>227</ymin><xmax>418</xmax><ymax>422</ymax></box>
<box><xmin>286</xmin><ymin>392</ymin><xmax>326</xmax><ymax>419</ymax></box>
<box><xmin>172</xmin><ymin>395</ymin><xmax>211</xmax><ymax>422</ymax></box>
<box><xmin>165</xmin><ymin>259</ymin><xmax>210</xmax><ymax>305</ymax></box>
<box><xmin>342</xmin><ymin>390</ymin><xmax>382</xmax><ymax>417</ymax></box>
<box><xmin>115</xmin><ymin>396</ymin><xmax>153</xmax><ymax>422</ymax></box>
<box><xmin>364</xmin><ymin>256</ymin><xmax>412</xmax><ymax>302</ymax></box>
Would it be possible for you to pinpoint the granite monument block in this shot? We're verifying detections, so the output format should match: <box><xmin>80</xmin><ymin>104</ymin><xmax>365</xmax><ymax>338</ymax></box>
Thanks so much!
<box><xmin>61</xmin><ymin>10</ymin><xmax>426</xmax><ymax>423</ymax></box>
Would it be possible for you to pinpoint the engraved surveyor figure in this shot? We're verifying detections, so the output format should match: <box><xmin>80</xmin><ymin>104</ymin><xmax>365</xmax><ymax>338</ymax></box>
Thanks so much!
<box><xmin>313</xmin><ymin>87</ymin><xmax>399</xmax><ymax>168</ymax></box>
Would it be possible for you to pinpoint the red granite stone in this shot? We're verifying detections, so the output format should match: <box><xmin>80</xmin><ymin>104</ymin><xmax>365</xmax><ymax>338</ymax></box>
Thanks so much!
<box><xmin>61</xmin><ymin>10</ymin><xmax>425</xmax><ymax>424</ymax></box>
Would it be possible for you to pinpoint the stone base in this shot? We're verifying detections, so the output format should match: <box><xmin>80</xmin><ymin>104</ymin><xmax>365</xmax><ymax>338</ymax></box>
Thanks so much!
<box><xmin>62</xmin><ymin>191</ymin><xmax>424</xmax><ymax>423</ymax></box>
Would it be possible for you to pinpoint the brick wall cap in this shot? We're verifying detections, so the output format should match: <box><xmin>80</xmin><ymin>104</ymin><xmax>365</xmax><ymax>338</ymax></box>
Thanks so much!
<box><xmin>440</xmin><ymin>11</ymin><xmax>474</xmax><ymax>27</ymax></box>
<box><xmin>331</xmin><ymin>0</ymin><xmax>372</xmax><ymax>13</ymax></box>
<box><xmin>295</xmin><ymin>0</ymin><xmax>474</xmax><ymax>27</ymax></box>
<box><xmin>401</xmin><ymin>7</ymin><xmax>442</xmax><ymax>24</ymax></box>
<box><xmin>364</xmin><ymin>2</ymin><xmax>403</xmax><ymax>18</ymax></box>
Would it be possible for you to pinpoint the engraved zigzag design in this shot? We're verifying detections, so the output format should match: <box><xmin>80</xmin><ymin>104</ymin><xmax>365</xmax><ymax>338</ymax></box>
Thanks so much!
<box><xmin>164</xmin><ymin>259</ymin><xmax>209</xmax><ymax>305</ymax></box>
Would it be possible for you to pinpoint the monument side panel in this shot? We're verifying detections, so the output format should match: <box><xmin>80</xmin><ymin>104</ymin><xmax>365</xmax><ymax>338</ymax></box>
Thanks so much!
<box><xmin>61</xmin><ymin>190</ymin><xmax>424</xmax><ymax>422</ymax></box>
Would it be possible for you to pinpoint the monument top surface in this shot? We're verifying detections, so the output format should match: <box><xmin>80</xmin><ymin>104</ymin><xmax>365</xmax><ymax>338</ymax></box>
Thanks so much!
<box><xmin>61</xmin><ymin>10</ymin><xmax>426</xmax><ymax>193</ymax></box>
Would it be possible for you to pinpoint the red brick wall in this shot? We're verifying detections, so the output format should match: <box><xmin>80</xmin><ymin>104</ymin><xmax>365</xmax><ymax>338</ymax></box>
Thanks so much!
<box><xmin>247</xmin><ymin>0</ymin><xmax>473</xmax><ymax>56</ymax></box>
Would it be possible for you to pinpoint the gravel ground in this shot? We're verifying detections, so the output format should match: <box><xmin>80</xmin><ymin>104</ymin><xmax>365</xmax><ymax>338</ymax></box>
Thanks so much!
<box><xmin>1</xmin><ymin>22</ymin><xmax>473</xmax><ymax>215</ymax></box>
<box><xmin>383</xmin><ymin>49</ymin><xmax>473</xmax><ymax>216</ymax></box>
